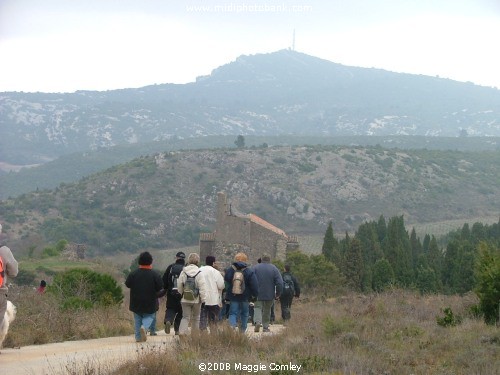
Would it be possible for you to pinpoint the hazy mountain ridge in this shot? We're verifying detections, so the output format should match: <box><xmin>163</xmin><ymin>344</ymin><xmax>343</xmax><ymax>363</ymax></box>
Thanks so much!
<box><xmin>2</xmin><ymin>145</ymin><xmax>498</xmax><ymax>255</ymax></box>
<box><xmin>1</xmin><ymin>50</ymin><xmax>499</xmax><ymax>166</ymax></box>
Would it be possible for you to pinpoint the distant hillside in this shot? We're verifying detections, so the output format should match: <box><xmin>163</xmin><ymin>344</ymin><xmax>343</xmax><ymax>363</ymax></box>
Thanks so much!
<box><xmin>1</xmin><ymin>145</ymin><xmax>498</xmax><ymax>256</ymax></box>
<box><xmin>1</xmin><ymin>134</ymin><xmax>498</xmax><ymax>200</ymax></box>
<box><xmin>1</xmin><ymin>49</ymin><xmax>499</xmax><ymax>167</ymax></box>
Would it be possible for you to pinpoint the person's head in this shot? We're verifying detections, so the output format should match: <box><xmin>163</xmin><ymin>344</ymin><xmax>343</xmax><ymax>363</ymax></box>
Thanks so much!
<box><xmin>138</xmin><ymin>251</ymin><xmax>153</xmax><ymax>266</ymax></box>
<box><xmin>257</xmin><ymin>258</ymin><xmax>262</xmax><ymax>263</ymax></box>
<box><xmin>187</xmin><ymin>253</ymin><xmax>200</xmax><ymax>266</ymax></box>
<box><xmin>261</xmin><ymin>253</ymin><xmax>271</xmax><ymax>263</ymax></box>
<box><xmin>175</xmin><ymin>251</ymin><xmax>186</xmax><ymax>260</ymax></box>
<box><xmin>205</xmin><ymin>255</ymin><xmax>216</xmax><ymax>266</ymax></box>
<box><xmin>284</xmin><ymin>264</ymin><xmax>291</xmax><ymax>272</ymax></box>
<box><xmin>40</xmin><ymin>280</ymin><xmax>47</xmax><ymax>287</ymax></box>
<box><xmin>234</xmin><ymin>252</ymin><xmax>248</xmax><ymax>262</ymax></box>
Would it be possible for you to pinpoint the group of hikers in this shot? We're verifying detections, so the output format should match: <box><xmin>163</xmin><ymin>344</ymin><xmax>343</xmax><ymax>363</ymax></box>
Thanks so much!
<box><xmin>125</xmin><ymin>250</ymin><xmax>300</xmax><ymax>342</ymax></box>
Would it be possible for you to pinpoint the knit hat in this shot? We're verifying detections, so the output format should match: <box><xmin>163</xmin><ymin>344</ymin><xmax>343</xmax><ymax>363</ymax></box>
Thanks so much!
<box><xmin>175</xmin><ymin>251</ymin><xmax>186</xmax><ymax>259</ymax></box>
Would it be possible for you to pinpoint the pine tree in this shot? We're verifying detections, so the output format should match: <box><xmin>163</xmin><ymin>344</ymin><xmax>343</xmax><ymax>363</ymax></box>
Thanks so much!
<box><xmin>475</xmin><ymin>242</ymin><xmax>500</xmax><ymax>325</ymax></box>
<box><xmin>344</xmin><ymin>238</ymin><xmax>364</xmax><ymax>291</ymax></box>
<box><xmin>321</xmin><ymin>221</ymin><xmax>337</xmax><ymax>263</ymax></box>
<box><xmin>377</xmin><ymin>215</ymin><xmax>387</xmax><ymax>243</ymax></box>
<box><xmin>422</xmin><ymin>234</ymin><xmax>431</xmax><ymax>253</ymax></box>
<box><xmin>415</xmin><ymin>265</ymin><xmax>440</xmax><ymax>293</ymax></box>
<box><xmin>427</xmin><ymin>235</ymin><xmax>442</xmax><ymax>285</ymax></box>
<box><xmin>234</xmin><ymin>135</ymin><xmax>245</xmax><ymax>148</ymax></box>
<box><xmin>442</xmin><ymin>240</ymin><xmax>461</xmax><ymax>293</ymax></box>
<box><xmin>384</xmin><ymin>216</ymin><xmax>414</xmax><ymax>286</ymax></box>
<box><xmin>372</xmin><ymin>258</ymin><xmax>395</xmax><ymax>292</ymax></box>
<box><xmin>460</xmin><ymin>223</ymin><xmax>471</xmax><ymax>240</ymax></box>
<box><xmin>356</xmin><ymin>221</ymin><xmax>384</xmax><ymax>267</ymax></box>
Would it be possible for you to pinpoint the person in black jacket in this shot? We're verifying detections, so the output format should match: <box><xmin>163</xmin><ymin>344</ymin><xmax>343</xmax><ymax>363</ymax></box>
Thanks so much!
<box><xmin>279</xmin><ymin>264</ymin><xmax>300</xmax><ymax>321</ymax></box>
<box><xmin>161</xmin><ymin>251</ymin><xmax>185</xmax><ymax>335</ymax></box>
<box><xmin>125</xmin><ymin>251</ymin><xmax>163</xmax><ymax>342</ymax></box>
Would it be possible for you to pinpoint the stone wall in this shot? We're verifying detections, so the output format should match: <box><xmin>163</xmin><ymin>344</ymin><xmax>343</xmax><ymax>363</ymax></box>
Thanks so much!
<box><xmin>199</xmin><ymin>191</ymin><xmax>299</xmax><ymax>269</ymax></box>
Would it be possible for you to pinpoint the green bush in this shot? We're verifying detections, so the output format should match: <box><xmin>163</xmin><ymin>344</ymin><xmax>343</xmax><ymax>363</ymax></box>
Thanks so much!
<box><xmin>61</xmin><ymin>296</ymin><xmax>94</xmax><ymax>310</ymax></box>
<box><xmin>436</xmin><ymin>307</ymin><xmax>462</xmax><ymax>327</ymax></box>
<box><xmin>323</xmin><ymin>315</ymin><xmax>356</xmax><ymax>336</ymax></box>
<box><xmin>13</xmin><ymin>269</ymin><xmax>37</xmax><ymax>286</ymax></box>
<box><xmin>474</xmin><ymin>242</ymin><xmax>500</xmax><ymax>324</ymax></box>
<box><xmin>41</xmin><ymin>246</ymin><xmax>59</xmax><ymax>258</ymax></box>
<box><xmin>49</xmin><ymin>268</ymin><xmax>124</xmax><ymax>309</ymax></box>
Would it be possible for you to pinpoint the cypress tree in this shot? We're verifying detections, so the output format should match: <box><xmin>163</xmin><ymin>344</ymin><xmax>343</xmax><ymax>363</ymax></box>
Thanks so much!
<box><xmin>321</xmin><ymin>221</ymin><xmax>338</xmax><ymax>263</ymax></box>
<box><xmin>475</xmin><ymin>242</ymin><xmax>500</xmax><ymax>325</ymax></box>
<box><xmin>344</xmin><ymin>238</ymin><xmax>364</xmax><ymax>291</ymax></box>
<box><xmin>372</xmin><ymin>258</ymin><xmax>395</xmax><ymax>292</ymax></box>
<box><xmin>384</xmin><ymin>216</ymin><xmax>414</xmax><ymax>286</ymax></box>
<box><xmin>410</xmin><ymin>227</ymin><xmax>423</xmax><ymax>270</ymax></box>
<box><xmin>377</xmin><ymin>215</ymin><xmax>387</xmax><ymax>243</ymax></box>
<box><xmin>442</xmin><ymin>240</ymin><xmax>461</xmax><ymax>293</ymax></box>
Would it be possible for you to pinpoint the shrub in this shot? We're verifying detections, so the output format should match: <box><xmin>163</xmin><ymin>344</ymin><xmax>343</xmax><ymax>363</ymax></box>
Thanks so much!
<box><xmin>49</xmin><ymin>268</ymin><xmax>123</xmax><ymax>308</ymax></box>
<box><xmin>436</xmin><ymin>307</ymin><xmax>462</xmax><ymax>327</ymax></box>
<box><xmin>474</xmin><ymin>242</ymin><xmax>500</xmax><ymax>325</ymax></box>
<box><xmin>13</xmin><ymin>269</ymin><xmax>37</xmax><ymax>286</ymax></box>
<box><xmin>323</xmin><ymin>315</ymin><xmax>356</xmax><ymax>336</ymax></box>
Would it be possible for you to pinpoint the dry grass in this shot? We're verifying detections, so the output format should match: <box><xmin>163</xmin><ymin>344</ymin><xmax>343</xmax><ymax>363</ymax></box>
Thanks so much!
<box><xmin>4</xmin><ymin>286</ymin><xmax>131</xmax><ymax>347</ymax></box>
<box><xmin>4</xmin><ymin>287</ymin><xmax>500</xmax><ymax>374</ymax></box>
<box><xmin>110</xmin><ymin>290</ymin><xmax>499</xmax><ymax>375</ymax></box>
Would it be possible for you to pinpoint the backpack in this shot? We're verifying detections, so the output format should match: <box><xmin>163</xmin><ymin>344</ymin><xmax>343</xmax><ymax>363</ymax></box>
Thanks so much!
<box><xmin>282</xmin><ymin>273</ymin><xmax>295</xmax><ymax>296</ymax></box>
<box><xmin>182</xmin><ymin>270</ymin><xmax>201</xmax><ymax>301</ymax></box>
<box><xmin>231</xmin><ymin>265</ymin><xmax>246</xmax><ymax>295</ymax></box>
<box><xmin>168</xmin><ymin>263</ymin><xmax>184</xmax><ymax>295</ymax></box>
<box><xmin>0</xmin><ymin>255</ymin><xmax>4</xmax><ymax>287</ymax></box>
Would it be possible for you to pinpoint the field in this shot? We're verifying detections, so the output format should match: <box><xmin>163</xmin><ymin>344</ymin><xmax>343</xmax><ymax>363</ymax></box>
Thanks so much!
<box><xmin>5</xmin><ymin>286</ymin><xmax>500</xmax><ymax>375</ymax></box>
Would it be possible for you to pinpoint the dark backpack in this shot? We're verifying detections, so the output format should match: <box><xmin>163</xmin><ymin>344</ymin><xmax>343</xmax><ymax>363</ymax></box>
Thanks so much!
<box><xmin>182</xmin><ymin>270</ymin><xmax>201</xmax><ymax>301</ymax></box>
<box><xmin>282</xmin><ymin>273</ymin><xmax>295</xmax><ymax>296</ymax></box>
<box><xmin>231</xmin><ymin>265</ymin><xmax>246</xmax><ymax>295</ymax></box>
<box><xmin>168</xmin><ymin>263</ymin><xmax>184</xmax><ymax>295</ymax></box>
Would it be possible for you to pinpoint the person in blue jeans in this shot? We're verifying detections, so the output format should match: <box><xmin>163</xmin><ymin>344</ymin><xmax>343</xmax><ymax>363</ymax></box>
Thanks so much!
<box><xmin>125</xmin><ymin>251</ymin><xmax>163</xmax><ymax>342</ymax></box>
<box><xmin>224</xmin><ymin>252</ymin><xmax>259</xmax><ymax>333</ymax></box>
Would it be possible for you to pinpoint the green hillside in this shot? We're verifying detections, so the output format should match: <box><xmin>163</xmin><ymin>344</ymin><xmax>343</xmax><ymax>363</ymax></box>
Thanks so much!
<box><xmin>1</xmin><ymin>144</ymin><xmax>498</xmax><ymax>256</ymax></box>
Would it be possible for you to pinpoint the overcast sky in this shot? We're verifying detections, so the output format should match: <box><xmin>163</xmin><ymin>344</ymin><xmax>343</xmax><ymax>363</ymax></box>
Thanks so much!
<box><xmin>1</xmin><ymin>0</ymin><xmax>499</xmax><ymax>93</ymax></box>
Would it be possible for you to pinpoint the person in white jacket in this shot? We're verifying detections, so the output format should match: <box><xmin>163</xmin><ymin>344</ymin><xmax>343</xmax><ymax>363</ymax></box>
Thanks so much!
<box><xmin>177</xmin><ymin>253</ymin><xmax>207</xmax><ymax>335</ymax></box>
<box><xmin>199</xmin><ymin>255</ymin><xmax>225</xmax><ymax>330</ymax></box>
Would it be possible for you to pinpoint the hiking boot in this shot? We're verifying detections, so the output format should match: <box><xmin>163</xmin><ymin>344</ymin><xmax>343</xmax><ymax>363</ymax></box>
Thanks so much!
<box><xmin>150</xmin><ymin>331</ymin><xmax>158</xmax><ymax>336</ymax></box>
<box><xmin>139</xmin><ymin>327</ymin><xmax>147</xmax><ymax>342</ymax></box>
<box><xmin>164</xmin><ymin>321</ymin><xmax>171</xmax><ymax>334</ymax></box>
<box><xmin>263</xmin><ymin>327</ymin><xmax>270</xmax><ymax>333</ymax></box>
<box><xmin>254</xmin><ymin>323</ymin><xmax>261</xmax><ymax>333</ymax></box>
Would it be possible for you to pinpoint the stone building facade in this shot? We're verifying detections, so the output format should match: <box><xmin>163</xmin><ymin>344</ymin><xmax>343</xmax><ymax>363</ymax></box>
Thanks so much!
<box><xmin>199</xmin><ymin>192</ymin><xmax>299</xmax><ymax>267</ymax></box>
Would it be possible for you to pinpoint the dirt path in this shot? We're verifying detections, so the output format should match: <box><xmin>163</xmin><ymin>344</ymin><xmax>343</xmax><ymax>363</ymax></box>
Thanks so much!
<box><xmin>0</xmin><ymin>326</ymin><xmax>283</xmax><ymax>375</ymax></box>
